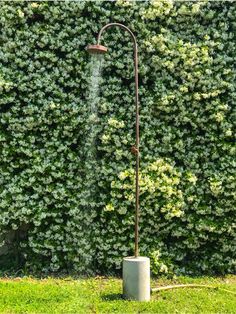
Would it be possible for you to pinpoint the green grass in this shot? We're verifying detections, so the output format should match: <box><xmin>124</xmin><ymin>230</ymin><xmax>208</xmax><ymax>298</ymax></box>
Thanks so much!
<box><xmin>0</xmin><ymin>275</ymin><xmax>235</xmax><ymax>313</ymax></box>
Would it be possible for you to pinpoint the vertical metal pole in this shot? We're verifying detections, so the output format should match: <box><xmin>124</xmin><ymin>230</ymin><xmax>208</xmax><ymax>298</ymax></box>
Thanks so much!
<box><xmin>97</xmin><ymin>23</ymin><xmax>140</xmax><ymax>258</ymax></box>
<box><xmin>134</xmin><ymin>43</ymin><xmax>139</xmax><ymax>258</ymax></box>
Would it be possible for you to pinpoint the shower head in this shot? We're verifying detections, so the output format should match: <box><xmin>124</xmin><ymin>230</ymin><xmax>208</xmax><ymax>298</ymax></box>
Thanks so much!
<box><xmin>86</xmin><ymin>44</ymin><xmax>108</xmax><ymax>54</ymax></box>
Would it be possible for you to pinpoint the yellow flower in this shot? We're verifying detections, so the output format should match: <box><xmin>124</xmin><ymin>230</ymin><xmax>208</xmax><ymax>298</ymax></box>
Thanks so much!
<box><xmin>104</xmin><ymin>204</ymin><xmax>114</xmax><ymax>212</ymax></box>
<box><xmin>18</xmin><ymin>9</ymin><xmax>24</xmax><ymax>18</ymax></box>
<box><xmin>31</xmin><ymin>2</ymin><xmax>39</xmax><ymax>8</ymax></box>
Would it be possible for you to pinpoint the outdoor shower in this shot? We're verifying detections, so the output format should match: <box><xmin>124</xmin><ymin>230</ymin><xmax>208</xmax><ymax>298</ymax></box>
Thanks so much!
<box><xmin>87</xmin><ymin>23</ymin><xmax>140</xmax><ymax>258</ymax></box>
<box><xmin>87</xmin><ymin>23</ymin><xmax>150</xmax><ymax>301</ymax></box>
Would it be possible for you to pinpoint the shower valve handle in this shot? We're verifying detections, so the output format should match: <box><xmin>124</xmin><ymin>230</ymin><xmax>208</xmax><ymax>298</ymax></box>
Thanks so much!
<box><xmin>131</xmin><ymin>146</ymin><xmax>139</xmax><ymax>155</ymax></box>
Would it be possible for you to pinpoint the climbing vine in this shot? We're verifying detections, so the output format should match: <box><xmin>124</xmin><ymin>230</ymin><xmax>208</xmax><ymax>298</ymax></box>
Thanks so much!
<box><xmin>0</xmin><ymin>0</ymin><xmax>235</xmax><ymax>275</ymax></box>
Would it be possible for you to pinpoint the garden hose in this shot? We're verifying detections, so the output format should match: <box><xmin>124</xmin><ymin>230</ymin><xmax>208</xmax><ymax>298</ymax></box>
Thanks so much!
<box><xmin>151</xmin><ymin>284</ymin><xmax>236</xmax><ymax>295</ymax></box>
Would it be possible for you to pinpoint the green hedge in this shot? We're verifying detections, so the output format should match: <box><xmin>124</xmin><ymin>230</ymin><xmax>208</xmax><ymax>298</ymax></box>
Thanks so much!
<box><xmin>0</xmin><ymin>0</ymin><xmax>235</xmax><ymax>275</ymax></box>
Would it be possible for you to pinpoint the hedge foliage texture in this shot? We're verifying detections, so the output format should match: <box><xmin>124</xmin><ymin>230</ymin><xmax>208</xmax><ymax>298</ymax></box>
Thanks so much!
<box><xmin>0</xmin><ymin>1</ymin><xmax>235</xmax><ymax>275</ymax></box>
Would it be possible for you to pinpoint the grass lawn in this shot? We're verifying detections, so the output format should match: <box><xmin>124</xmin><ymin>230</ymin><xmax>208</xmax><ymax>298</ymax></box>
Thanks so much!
<box><xmin>0</xmin><ymin>275</ymin><xmax>235</xmax><ymax>313</ymax></box>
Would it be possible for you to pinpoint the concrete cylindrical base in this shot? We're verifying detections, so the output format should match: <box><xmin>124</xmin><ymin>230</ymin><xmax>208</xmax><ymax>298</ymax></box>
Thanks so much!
<box><xmin>123</xmin><ymin>256</ymin><xmax>150</xmax><ymax>301</ymax></box>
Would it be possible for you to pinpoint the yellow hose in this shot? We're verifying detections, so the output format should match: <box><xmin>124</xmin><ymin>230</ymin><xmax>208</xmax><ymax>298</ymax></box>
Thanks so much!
<box><xmin>151</xmin><ymin>284</ymin><xmax>236</xmax><ymax>295</ymax></box>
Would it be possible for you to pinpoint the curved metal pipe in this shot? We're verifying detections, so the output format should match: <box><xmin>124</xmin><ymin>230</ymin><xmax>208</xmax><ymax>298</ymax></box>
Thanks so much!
<box><xmin>96</xmin><ymin>23</ymin><xmax>140</xmax><ymax>258</ymax></box>
<box><xmin>97</xmin><ymin>23</ymin><xmax>137</xmax><ymax>46</ymax></box>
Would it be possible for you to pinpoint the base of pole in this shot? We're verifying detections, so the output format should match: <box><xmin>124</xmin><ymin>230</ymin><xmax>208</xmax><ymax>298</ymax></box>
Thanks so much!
<box><xmin>122</xmin><ymin>256</ymin><xmax>150</xmax><ymax>301</ymax></box>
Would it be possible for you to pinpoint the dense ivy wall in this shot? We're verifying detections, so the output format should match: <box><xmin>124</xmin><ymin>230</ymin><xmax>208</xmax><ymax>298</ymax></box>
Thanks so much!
<box><xmin>0</xmin><ymin>1</ymin><xmax>235</xmax><ymax>275</ymax></box>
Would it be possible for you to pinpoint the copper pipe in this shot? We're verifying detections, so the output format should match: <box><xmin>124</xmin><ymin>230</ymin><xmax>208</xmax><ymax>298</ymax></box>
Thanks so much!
<box><xmin>89</xmin><ymin>23</ymin><xmax>140</xmax><ymax>258</ymax></box>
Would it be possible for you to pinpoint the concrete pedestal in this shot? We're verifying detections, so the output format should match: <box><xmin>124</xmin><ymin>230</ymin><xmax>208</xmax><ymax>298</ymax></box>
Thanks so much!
<box><xmin>123</xmin><ymin>256</ymin><xmax>150</xmax><ymax>301</ymax></box>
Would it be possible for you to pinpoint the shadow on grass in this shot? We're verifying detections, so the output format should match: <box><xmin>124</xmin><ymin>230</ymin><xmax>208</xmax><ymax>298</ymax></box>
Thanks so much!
<box><xmin>101</xmin><ymin>293</ymin><xmax>123</xmax><ymax>301</ymax></box>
